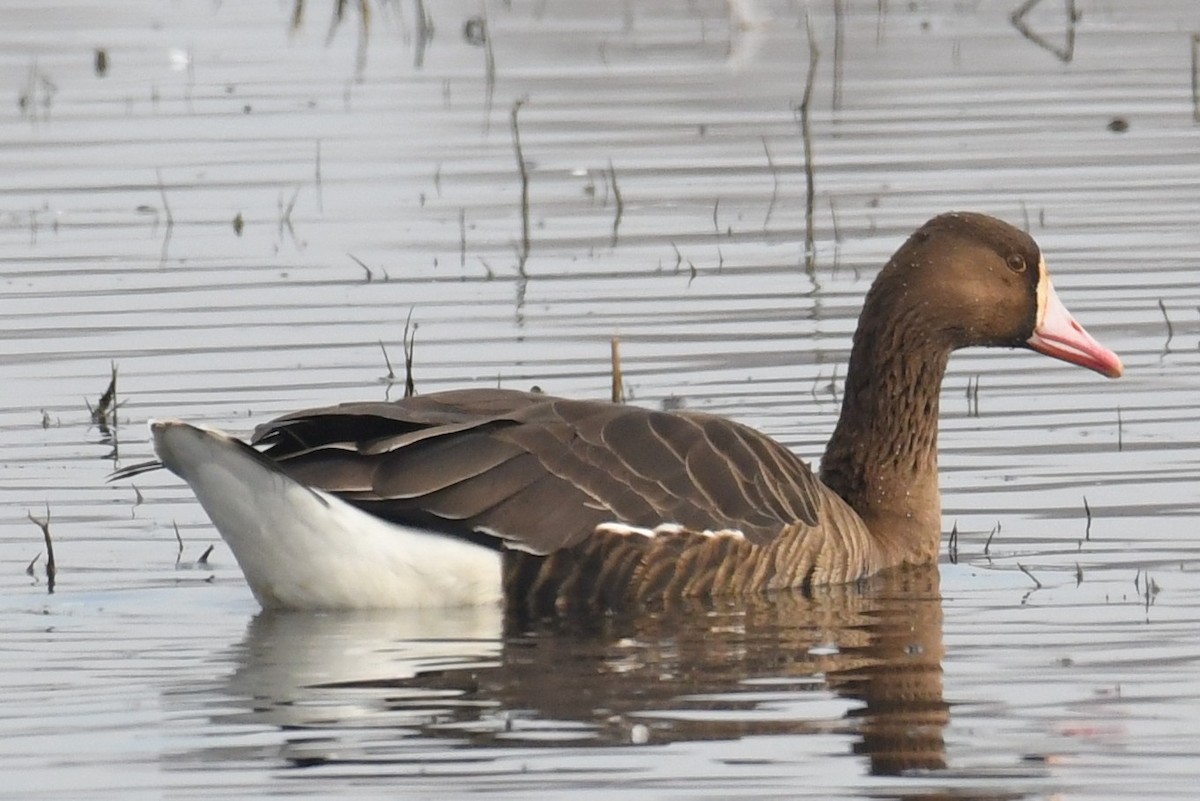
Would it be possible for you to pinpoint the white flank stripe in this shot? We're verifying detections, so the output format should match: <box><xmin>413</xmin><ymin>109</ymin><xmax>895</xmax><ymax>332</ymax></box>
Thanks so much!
<box><xmin>595</xmin><ymin>521</ymin><xmax>746</xmax><ymax>540</ymax></box>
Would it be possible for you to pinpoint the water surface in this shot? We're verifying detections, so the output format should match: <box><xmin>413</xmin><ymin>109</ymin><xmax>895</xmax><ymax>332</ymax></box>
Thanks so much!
<box><xmin>2</xmin><ymin>1</ymin><xmax>1199</xmax><ymax>798</ymax></box>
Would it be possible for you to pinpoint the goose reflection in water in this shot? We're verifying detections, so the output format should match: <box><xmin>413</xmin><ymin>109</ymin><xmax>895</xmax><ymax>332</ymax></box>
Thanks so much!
<box><xmin>185</xmin><ymin>565</ymin><xmax>954</xmax><ymax>780</ymax></box>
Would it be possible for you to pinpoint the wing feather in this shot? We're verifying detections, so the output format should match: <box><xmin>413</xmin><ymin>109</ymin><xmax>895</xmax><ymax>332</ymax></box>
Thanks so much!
<box><xmin>253</xmin><ymin>388</ymin><xmax>827</xmax><ymax>554</ymax></box>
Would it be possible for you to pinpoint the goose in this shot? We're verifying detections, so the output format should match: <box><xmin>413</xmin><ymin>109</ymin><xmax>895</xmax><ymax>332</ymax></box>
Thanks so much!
<box><xmin>117</xmin><ymin>212</ymin><xmax>1122</xmax><ymax>611</ymax></box>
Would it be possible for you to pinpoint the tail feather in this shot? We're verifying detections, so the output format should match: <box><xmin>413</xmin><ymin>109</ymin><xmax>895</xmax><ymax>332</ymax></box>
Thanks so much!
<box><xmin>140</xmin><ymin>420</ymin><xmax>503</xmax><ymax>610</ymax></box>
<box><xmin>107</xmin><ymin>459</ymin><xmax>164</xmax><ymax>482</ymax></box>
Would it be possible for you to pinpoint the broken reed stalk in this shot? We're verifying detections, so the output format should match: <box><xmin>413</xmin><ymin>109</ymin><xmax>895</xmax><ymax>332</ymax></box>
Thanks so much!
<box><xmin>173</xmin><ymin>519</ymin><xmax>213</xmax><ymax>567</ymax></box>
<box><xmin>378</xmin><ymin>340</ymin><xmax>396</xmax><ymax>381</ymax></box>
<box><xmin>28</xmin><ymin>504</ymin><xmax>56</xmax><ymax>593</ymax></box>
<box><xmin>797</xmin><ymin>16</ymin><xmax>820</xmax><ymax>273</ymax></box>
<box><xmin>349</xmin><ymin>253</ymin><xmax>374</xmax><ymax>281</ymax></box>
<box><xmin>402</xmin><ymin>309</ymin><xmax>418</xmax><ymax>398</ymax></box>
<box><xmin>608</xmin><ymin>160</ymin><xmax>623</xmax><ymax>246</ymax></box>
<box><xmin>965</xmin><ymin>374</ymin><xmax>980</xmax><ymax>417</ymax></box>
<box><xmin>89</xmin><ymin>362</ymin><xmax>119</xmax><ymax>428</ymax></box>
<box><xmin>510</xmin><ymin>98</ymin><xmax>531</xmax><ymax>265</ymax></box>
<box><xmin>984</xmin><ymin>521</ymin><xmax>1000</xmax><ymax>556</ymax></box>
<box><xmin>610</xmin><ymin>336</ymin><xmax>624</xmax><ymax>404</ymax></box>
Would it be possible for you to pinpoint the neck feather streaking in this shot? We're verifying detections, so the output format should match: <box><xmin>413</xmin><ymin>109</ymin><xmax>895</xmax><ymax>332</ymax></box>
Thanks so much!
<box><xmin>819</xmin><ymin>304</ymin><xmax>951</xmax><ymax>556</ymax></box>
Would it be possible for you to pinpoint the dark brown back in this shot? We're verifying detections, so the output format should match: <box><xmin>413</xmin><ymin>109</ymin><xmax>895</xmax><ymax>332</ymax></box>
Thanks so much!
<box><xmin>253</xmin><ymin>388</ymin><xmax>826</xmax><ymax>554</ymax></box>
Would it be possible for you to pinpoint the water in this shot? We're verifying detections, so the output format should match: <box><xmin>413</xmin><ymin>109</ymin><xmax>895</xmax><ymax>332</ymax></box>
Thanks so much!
<box><xmin>2</xmin><ymin>0</ymin><xmax>1199</xmax><ymax>797</ymax></box>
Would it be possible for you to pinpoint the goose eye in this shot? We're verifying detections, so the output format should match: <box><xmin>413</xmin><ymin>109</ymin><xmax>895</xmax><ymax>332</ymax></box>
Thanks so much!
<box><xmin>1006</xmin><ymin>254</ymin><xmax>1027</xmax><ymax>274</ymax></box>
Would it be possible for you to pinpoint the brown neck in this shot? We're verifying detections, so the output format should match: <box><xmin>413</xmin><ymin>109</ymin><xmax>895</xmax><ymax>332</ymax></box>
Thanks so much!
<box><xmin>819</xmin><ymin>304</ymin><xmax>950</xmax><ymax>565</ymax></box>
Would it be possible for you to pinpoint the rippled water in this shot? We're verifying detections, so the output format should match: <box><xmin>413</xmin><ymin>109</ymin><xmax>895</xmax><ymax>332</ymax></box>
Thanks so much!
<box><xmin>2</xmin><ymin>0</ymin><xmax>1199</xmax><ymax>798</ymax></box>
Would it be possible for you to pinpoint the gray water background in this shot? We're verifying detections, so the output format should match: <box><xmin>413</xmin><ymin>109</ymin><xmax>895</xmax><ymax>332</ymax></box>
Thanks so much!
<box><xmin>2</xmin><ymin>1</ymin><xmax>1199</xmax><ymax>798</ymax></box>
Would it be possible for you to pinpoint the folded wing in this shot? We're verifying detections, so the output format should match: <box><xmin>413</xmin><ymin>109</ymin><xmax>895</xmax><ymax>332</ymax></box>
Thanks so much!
<box><xmin>253</xmin><ymin>388</ymin><xmax>824</xmax><ymax>554</ymax></box>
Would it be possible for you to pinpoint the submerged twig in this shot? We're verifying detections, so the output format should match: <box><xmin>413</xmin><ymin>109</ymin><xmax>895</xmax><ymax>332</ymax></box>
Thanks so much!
<box><xmin>476</xmin><ymin>8</ymin><xmax>496</xmax><ymax>130</ymax></box>
<box><xmin>28</xmin><ymin>504</ymin><xmax>56</xmax><ymax>594</ymax></box>
<box><xmin>407</xmin><ymin>0</ymin><xmax>432</xmax><ymax>69</ymax></box>
<box><xmin>349</xmin><ymin>253</ymin><xmax>373</xmax><ymax>281</ymax></box>
<box><xmin>608</xmin><ymin>160</ymin><xmax>623</xmax><ymax>246</ymax></box>
<box><xmin>984</xmin><ymin>521</ymin><xmax>1000</xmax><ymax>557</ymax></box>
<box><xmin>315</xmin><ymin>139</ymin><xmax>324</xmax><ymax>212</ymax></box>
<box><xmin>88</xmin><ymin>362</ymin><xmax>119</xmax><ymax>430</ymax></box>
<box><xmin>795</xmin><ymin>15</ymin><xmax>820</xmax><ymax>273</ymax></box>
<box><xmin>402</xmin><ymin>309</ymin><xmax>418</xmax><ymax>398</ymax></box>
<box><xmin>761</xmin><ymin>136</ymin><xmax>779</xmax><ymax>230</ymax></box>
<box><xmin>278</xmin><ymin>185</ymin><xmax>301</xmax><ymax>245</ymax></box>
<box><xmin>611</xmin><ymin>336</ymin><xmax>624</xmax><ymax>404</ymax></box>
<box><xmin>511</xmin><ymin>98</ymin><xmax>530</xmax><ymax>270</ymax></box>
<box><xmin>156</xmin><ymin>168</ymin><xmax>174</xmax><ymax>268</ymax></box>
<box><xmin>1158</xmin><ymin>298</ymin><xmax>1174</xmax><ymax>351</ymax></box>
<box><xmin>378</xmin><ymin>340</ymin><xmax>395</xmax><ymax>382</ymax></box>
<box><xmin>966</xmin><ymin>374</ymin><xmax>980</xmax><ymax>417</ymax></box>
<box><xmin>832</xmin><ymin>0</ymin><xmax>844</xmax><ymax>109</ymax></box>
<box><xmin>1192</xmin><ymin>33</ymin><xmax>1199</xmax><ymax>123</ymax></box>
<box><xmin>459</xmin><ymin>208</ymin><xmax>467</xmax><ymax>268</ymax></box>
<box><xmin>1010</xmin><ymin>0</ymin><xmax>1077</xmax><ymax>63</ymax></box>
<box><xmin>828</xmin><ymin>195</ymin><xmax>842</xmax><ymax>243</ymax></box>
<box><xmin>18</xmin><ymin>58</ymin><xmax>58</xmax><ymax>123</ymax></box>
<box><xmin>1017</xmin><ymin>562</ymin><xmax>1042</xmax><ymax>589</ymax></box>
